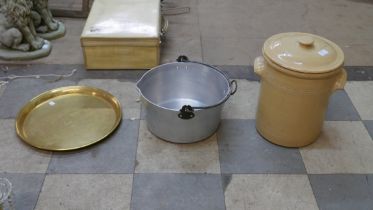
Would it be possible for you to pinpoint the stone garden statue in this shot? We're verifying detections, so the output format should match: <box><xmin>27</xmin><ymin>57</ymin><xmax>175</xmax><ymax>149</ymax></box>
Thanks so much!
<box><xmin>32</xmin><ymin>0</ymin><xmax>65</xmax><ymax>40</ymax></box>
<box><xmin>0</xmin><ymin>0</ymin><xmax>65</xmax><ymax>60</ymax></box>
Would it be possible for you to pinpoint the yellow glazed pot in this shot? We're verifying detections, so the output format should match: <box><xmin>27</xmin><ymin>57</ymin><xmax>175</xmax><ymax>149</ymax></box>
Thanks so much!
<box><xmin>255</xmin><ymin>32</ymin><xmax>347</xmax><ymax>147</ymax></box>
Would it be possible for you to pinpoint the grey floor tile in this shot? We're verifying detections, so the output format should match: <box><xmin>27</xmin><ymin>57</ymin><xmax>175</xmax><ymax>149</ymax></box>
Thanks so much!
<box><xmin>224</xmin><ymin>174</ymin><xmax>318</xmax><ymax>210</ymax></box>
<box><xmin>35</xmin><ymin>174</ymin><xmax>132</xmax><ymax>210</ymax></box>
<box><xmin>218</xmin><ymin>119</ymin><xmax>306</xmax><ymax>174</ymax></box>
<box><xmin>135</xmin><ymin>121</ymin><xmax>220</xmax><ymax>173</ymax></box>
<box><xmin>131</xmin><ymin>174</ymin><xmax>225</xmax><ymax>210</ymax></box>
<box><xmin>48</xmin><ymin>120</ymin><xmax>139</xmax><ymax>174</ymax></box>
<box><xmin>346</xmin><ymin>66</ymin><xmax>373</xmax><ymax>81</ymax></box>
<box><xmin>363</xmin><ymin>120</ymin><xmax>373</xmax><ymax>140</ymax></box>
<box><xmin>325</xmin><ymin>90</ymin><xmax>360</xmax><ymax>121</ymax></box>
<box><xmin>0</xmin><ymin>173</ymin><xmax>45</xmax><ymax>210</ymax></box>
<box><xmin>309</xmin><ymin>174</ymin><xmax>373</xmax><ymax>210</ymax></box>
<box><xmin>78</xmin><ymin>79</ymin><xmax>141</xmax><ymax>119</ymax></box>
<box><xmin>222</xmin><ymin>80</ymin><xmax>259</xmax><ymax>119</ymax></box>
<box><xmin>0</xmin><ymin>78</ymin><xmax>76</xmax><ymax>119</ymax></box>
<box><xmin>301</xmin><ymin>121</ymin><xmax>373</xmax><ymax>174</ymax></box>
<box><xmin>217</xmin><ymin>65</ymin><xmax>258</xmax><ymax>80</ymax></box>
<box><xmin>0</xmin><ymin>119</ymin><xmax>51</xmax><ymax>173</ymax></box>
<box><xmin>346</xmin><ymin>81</ymin><xmax>373</xmax><ymax>120</ymax></box>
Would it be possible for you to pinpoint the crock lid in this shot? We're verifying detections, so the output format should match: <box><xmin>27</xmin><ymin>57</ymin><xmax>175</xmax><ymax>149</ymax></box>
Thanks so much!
<box><xmin>263</xmin><ymin>32</ymin><xmax>344</xmax><ymax>74</ymax></box>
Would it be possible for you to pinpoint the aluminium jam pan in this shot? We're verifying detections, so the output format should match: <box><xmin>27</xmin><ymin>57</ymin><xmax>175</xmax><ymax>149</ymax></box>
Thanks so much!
<box><xmin>16</xmin><ymin>86</ymin><xmax>122</xmax><ymax>151</ymax></box>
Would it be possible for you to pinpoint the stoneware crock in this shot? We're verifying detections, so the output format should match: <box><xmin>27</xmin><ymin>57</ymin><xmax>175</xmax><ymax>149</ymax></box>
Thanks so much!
<box><xmin>254</xmin><ymin>32</ymin><xmax>347</xmax><ymax>147</ymax></box>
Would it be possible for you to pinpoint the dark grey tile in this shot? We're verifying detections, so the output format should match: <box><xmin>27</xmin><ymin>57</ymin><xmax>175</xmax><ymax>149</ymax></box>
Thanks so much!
<box><xmin>0</xmin><ymin>78</ymin><xmax>76</xmax><ymax>118</ymax></box>
<box><xmin>326</xmin><ymin>90</ymin><xmax>361</xmax><ymax>121</ymax></box>
<box><xmin>2</xmin><ymin>65</ymin><xmax>373</xmax><ymax>82</ymax></box>
<box><xmin>217</xmin><ymin>65</ymin><xmax>258</xmax><ymax>80</ymax></box>
<box><xmin>363</xmin><ymin>120</ymin><xmax>373</xmax><ymax>139</ymax></box>
<box><xmin>346</xmin><ymin>66</ymin><xmax>373</xmax><ymax>81</ymax></box>
<box><xmin>309</xmin><ymin>174</ymin><xmax>373</xmax><ymax>210</ymax></box>
<box><xmin>0</xmin><ymin>64</ymin><xmax>146</xmax><ymax>82</ymax></box>
<box><xmin>218</xmin><ymin>119</ymin><xmax>306</xmax><ymax>174</ymax></box>
<box><xmin>47</xmin><ymin>120</ymin><xmax>139</xmax><ymax>174</ymax></box>
<box><xmin>0</xmin><ymin>64</ymin><xmax>82</xmax><ymax>80</ymax></box>
<box><xmin>0</xmin><ymin>173</ymin><xmax>44</xmax><ymax>210</ymax></box>
<box><xmin>131</xmin><ymin>174</ymin><xmax>225</xmax><ymax>210</ymax></box>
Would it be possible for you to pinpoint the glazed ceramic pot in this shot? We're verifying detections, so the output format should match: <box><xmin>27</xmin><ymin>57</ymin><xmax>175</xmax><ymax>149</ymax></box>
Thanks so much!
<box><xmin>254</xmin><ymin>32</ymin><xmax>347</xmax><ymax>147</ymax></box>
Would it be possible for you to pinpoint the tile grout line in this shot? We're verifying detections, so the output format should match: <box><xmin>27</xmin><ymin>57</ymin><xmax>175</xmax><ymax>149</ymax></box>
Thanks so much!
<box><xmin>216</xmin><ymin>129</ymin><xmax>227</xmax><ymax>210</ymax></box>
<box><xmin>344</xmin><ymin>87</ymin><xmax>363</xmax><ymax>121</ymax></box>
<box><xmin>32</xmin><ymin>170</ymin><xmax>48</xmax><ymax>210</ymax></box>
<box><xmin>362</xmin><ymin>121</ymin><xmax>373</xmax><ymax>142</ymax></box>
<box><xmin>129</xmin><ymin>119</ymin><xmax>141</xmax><ymax>210</ymax></box>
<box><xmin>1</xmin><ymin>65</ymin><xmax>373</xmax><ymax>81</ymax></box>
<box><xmin>306</xmin><ymin>174</ymin><xmax>322</xmax><ymax>210</ymax></box>
<box><xmin>32</xmin><ymin>151</ymin><xmax>54</xmax><ymax>210</ymax></box>
<box><xmin>298</xmin><ymin>146</ymin><xmax>309</xmax><ymax>175</ymax></box>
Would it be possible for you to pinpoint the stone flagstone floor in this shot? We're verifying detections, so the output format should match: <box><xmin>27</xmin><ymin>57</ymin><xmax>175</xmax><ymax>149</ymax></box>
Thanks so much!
<box><xmin>0</xmin><ymin>67</ymin><xmax>373</xmax><ymax>209</ymax></box>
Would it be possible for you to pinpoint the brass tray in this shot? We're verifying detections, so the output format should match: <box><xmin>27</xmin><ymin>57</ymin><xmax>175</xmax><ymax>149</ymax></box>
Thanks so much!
<box><xmin>16</xmin><ymin>86</ymin><xmax>122</xmax><ymax>151</ymax></box>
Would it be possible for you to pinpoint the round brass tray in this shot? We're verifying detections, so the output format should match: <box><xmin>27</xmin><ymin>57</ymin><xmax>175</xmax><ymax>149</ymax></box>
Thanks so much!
<box><xmin>16</xmin><ymin>86</ymin><xmax>122</xmax><ymax>151</ymax></box>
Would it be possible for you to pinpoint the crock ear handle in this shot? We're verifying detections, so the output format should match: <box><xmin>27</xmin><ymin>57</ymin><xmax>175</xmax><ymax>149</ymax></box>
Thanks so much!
<box><xmin>333</xmin><ymin>68</ymin><xmax>347</xmax><ymax>91</ymax></box>
<box><xmin>254</xmin><ymin>56</ymin><xmax>265</xmax><ymax>77</ymax></box>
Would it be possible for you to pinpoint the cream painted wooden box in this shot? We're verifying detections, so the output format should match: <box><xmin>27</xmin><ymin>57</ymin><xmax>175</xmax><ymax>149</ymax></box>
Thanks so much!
<box><xmin>81</xmin><ymin>0</ymin><xmax>160</xmax><ymax>69</ymax></box>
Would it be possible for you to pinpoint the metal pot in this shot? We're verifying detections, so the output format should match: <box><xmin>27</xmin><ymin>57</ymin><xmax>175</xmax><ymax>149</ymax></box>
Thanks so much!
<box><xmin>136</xmin><ymin>56</ymin><xmax>237</xmax><ymax>143</ymax></box>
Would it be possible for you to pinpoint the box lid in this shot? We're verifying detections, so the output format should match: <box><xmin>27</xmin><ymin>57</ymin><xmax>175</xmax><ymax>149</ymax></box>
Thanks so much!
<box><xmin>81</xmin><ymin>0</ymin><xmax>160</xmax><ymax>39</ymax></box>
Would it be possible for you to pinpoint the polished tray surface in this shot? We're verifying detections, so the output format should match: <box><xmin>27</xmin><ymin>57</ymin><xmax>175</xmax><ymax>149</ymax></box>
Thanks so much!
<box><xmin>16</xmin><ymin>86</ymin><xmax>122</xmax><ymax>151</ymax></box>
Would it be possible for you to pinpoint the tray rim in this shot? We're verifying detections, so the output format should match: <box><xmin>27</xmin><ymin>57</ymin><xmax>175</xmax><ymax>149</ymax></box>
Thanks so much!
<box><xmin>15</xmin><ymin>85</ymin><xmax>122</xmax><ymax>151</ymax></box>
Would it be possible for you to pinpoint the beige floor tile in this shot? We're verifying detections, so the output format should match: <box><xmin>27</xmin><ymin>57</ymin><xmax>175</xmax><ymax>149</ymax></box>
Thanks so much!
<box><xmin>222</xmin><ymin>80</ymin><xmax>260</xmax><ymax>119</ymax></box>
<box><xmin>35</xmin><ymin>174</ymin><xmax>132</xmax><ymax>210</ymax></box>
<box><xmin>345</xmin><ymin>82</ymin><xmax>373</xmax><ymax>120</ymax></box>
<box><xmin>300</xmin><ymin>121</ymin><xmax>373</xmax><ymax>174</ymax></box>
<box><xmin>0</xmin><ymin>119</ymin><xmax>51</xmax><ymax>173</ymax></box>
<box><xmin>135</xmin><ymin>120</ymin><xmax>220</xmax><ymax>173</ymax></box>
<box><xmin>78</xmin><ymin>79</ymin><xmax>141</xmax><ymax>119</ymax></box>
<box><xmin>225</xmin><ymin>174</ymin><xmax>318</xmax><ymax>210</ymax></box>
<box><xmin>0</xmin><ymin>18</ymin><xmax>85</xmax><ymax>65</ymax></box>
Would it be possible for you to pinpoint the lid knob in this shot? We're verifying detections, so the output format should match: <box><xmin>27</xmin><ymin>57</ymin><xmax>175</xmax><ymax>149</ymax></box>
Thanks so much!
<box><xmin>298</xmin><ymin>36</ymin><xmax>314</xmax><ymax>47</ymax></box>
